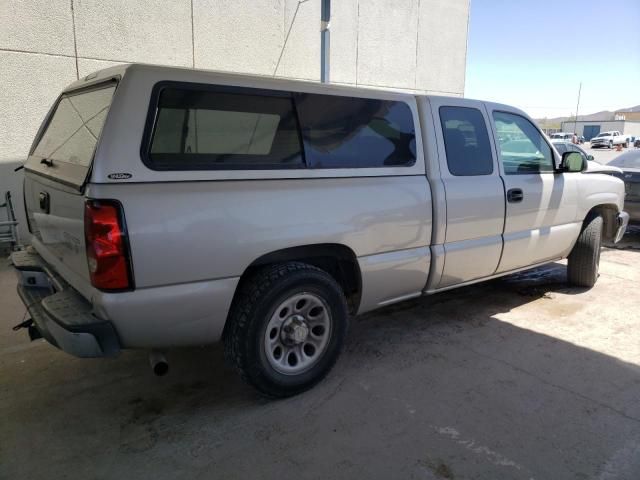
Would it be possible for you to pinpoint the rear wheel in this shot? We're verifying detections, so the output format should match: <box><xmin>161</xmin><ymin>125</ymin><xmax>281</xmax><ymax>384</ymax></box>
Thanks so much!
<box><xmin>224</xmin><ymin>262</ymin><xmax>349</xmax><ymax>397</ymax></box>
<box><xmin>567</xmin><ymin>214</ymin><xmax>603</xmax><ymax>288</ymax></box>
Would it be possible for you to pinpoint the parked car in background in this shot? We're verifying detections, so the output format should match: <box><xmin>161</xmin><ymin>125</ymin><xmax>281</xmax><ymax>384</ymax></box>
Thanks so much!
<box><xmin>608</xmin><ymin>150</ymin><xmax>640</xmax><ymax>223</ymax></box>
<box><xmin>550</xmin><ymin>133</ymin><xmax>584</xmax><ymax>144</ymax></box>
<box><xmin>10</xmin><ymin>64</ymin><xmax>630</xmax><ymax>397</ymax></box>
<box><xmin>551</xmin><ymin>140</ymin><xmax>623</xmax><ymax>175</ymax></box>
<box><xmin>591</xmin><ymin>131</ymin><xmax>630</xmax><ymax>149</ymax></box>
<box><xmin>550</xmin><ymin>132</ymin><xmax>573</xmax><ymax>141</ymax></box>
<box><xmin>552</xmin><ymin>140</ymin><xmax>591</xmax><ymax>158</ymax></box>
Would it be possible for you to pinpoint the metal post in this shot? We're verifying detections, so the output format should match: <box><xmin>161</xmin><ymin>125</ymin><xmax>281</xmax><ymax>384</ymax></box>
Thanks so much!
<box><xmin>321</xmin><ymin>0</ymin><xmax>331</xmax><ymax>83</ymax></box>
<box><xmin>574</xmin><ymin>82</ymin><xmax>582</xmax><ymax>135</ymax></box>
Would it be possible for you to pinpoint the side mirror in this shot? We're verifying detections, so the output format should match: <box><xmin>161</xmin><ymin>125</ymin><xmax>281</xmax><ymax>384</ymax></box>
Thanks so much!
<box><xmin>562</xmin><ymin>152</ymin><xmax>587</xmax><ymax>172</ymax></box>
<box><xmin>586</xmin><ymin>154</ymin><xmax>594</xmax><ymax>161</ymax></box>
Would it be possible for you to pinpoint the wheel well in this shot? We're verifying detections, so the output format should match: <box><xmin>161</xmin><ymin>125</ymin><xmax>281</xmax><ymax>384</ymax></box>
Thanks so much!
<box><xmin>225</xmin><ymin>244</ymin><xmax>362</xmax><ymax>338</ymax></box>
<box><xmin>585</xmin><ymin>204</ymin><xmax>618</xmax><ymax>241</ymax></box>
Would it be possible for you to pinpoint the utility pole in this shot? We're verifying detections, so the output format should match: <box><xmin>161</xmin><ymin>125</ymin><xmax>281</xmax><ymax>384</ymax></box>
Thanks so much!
<box><xmin>573</xmin><ymin>82</ymin><xmax>582</xmax><ymax>134</ymax></box>
<box><xmin>321</xmin><ymin>0</ymin><xmax>331</xmax><ymax>83</ymax></box>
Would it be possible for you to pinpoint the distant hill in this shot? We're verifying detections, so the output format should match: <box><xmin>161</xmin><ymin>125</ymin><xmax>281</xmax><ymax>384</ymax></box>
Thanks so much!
<box><xmin>537</xmin><ymin>104</ymin><xmax>640</xmax><ymax>127</ymax></box>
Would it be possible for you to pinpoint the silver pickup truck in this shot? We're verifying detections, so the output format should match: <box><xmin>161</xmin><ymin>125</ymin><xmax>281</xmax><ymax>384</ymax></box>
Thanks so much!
<box><xmin>12</xmin><ymin>64</ymin><xmax>629</xmax><ymax>397</ymax></box>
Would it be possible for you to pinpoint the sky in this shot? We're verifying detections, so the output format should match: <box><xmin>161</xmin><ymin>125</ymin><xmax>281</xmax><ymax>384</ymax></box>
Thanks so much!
<box><xmin>465</xmin><ymin>0</ymin><xmax>640</xmax><ymax>119</ymax></box>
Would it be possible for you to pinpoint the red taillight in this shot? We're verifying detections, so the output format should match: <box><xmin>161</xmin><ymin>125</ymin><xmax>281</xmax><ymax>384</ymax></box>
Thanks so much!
<box><xmin>84</xmin><ymin>200</ymin><xmax>132</xmax><ymax>291</ymax></box>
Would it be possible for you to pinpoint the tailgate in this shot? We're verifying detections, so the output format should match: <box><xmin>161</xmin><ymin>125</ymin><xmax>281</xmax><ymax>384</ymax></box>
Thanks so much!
<box><xmin>23</xmin><ymin>81</ymin><xmax>117</xmax><ymax>293</ymax></box>
<box><xmin>24</xmin><ymin>175</ymin><xmax>89</xmax><ymax>285</ymax></box>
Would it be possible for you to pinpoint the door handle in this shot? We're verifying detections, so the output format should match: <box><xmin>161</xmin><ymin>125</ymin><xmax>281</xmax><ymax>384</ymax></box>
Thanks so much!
<box><xmin>39</xmin><ymin>192</ymin><xmax>50</xmax><ymax>214</ymax></box>
<box><xmin>507</xmin><ymin>188</ymin><xmax>523</xmax><ymax>203</ymax></box>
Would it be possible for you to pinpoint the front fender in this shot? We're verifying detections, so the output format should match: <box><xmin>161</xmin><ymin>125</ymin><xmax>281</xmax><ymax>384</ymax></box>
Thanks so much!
<box><xmin>576</xmin><ymin>174</ymin><xmax>625</xmax><ymax>220</ymax></box>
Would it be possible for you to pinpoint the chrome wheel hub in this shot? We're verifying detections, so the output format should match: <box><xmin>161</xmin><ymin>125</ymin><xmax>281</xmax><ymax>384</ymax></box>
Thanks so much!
<box><xmin>264</xmin><ymin>292</ymin><xmax>332</xmax><ymax>375</ymax></box>
<box><xmin>281</xmin><ymin>315</ymin><xmax>309</xmax><ymax>345</ymax></box>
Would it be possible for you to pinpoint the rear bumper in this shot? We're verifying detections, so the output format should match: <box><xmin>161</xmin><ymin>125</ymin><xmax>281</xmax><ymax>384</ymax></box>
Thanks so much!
<box><xmin>614</xmin><ymin>211</ymin><xmax>630</xmax><ymax>243</ymax></box>
<box><xmin>11</xmin><ymin>249</ymin><xmax>120</xmax><ymax>357</ymax></box>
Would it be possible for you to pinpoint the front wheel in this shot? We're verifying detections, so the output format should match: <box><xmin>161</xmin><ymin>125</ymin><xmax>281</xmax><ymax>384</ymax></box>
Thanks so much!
<box><xmin>567</xmin><ymin>215</ymin><xmax>603</xmax><ymax>288</ymax></box>
<box><xmin>609</xmin><ymin>140</ymin><xmax>613</xmax><ymax>149</ymax></box>
<box><xmin>224</xmin><ymin>262</ymin><xmax>349</xmax><ymax>397</ymax></box>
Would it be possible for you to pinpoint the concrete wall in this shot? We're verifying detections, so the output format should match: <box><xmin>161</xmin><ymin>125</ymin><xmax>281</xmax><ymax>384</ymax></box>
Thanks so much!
<box><xmin>0</xmin><ymin>0</ymin><xmax>470</xmax><ymax>244</ymax></box>
<box><xmin>622</xmin><ymin>123</ymin><xmax>640</xmax><ymax>139</ymax></box>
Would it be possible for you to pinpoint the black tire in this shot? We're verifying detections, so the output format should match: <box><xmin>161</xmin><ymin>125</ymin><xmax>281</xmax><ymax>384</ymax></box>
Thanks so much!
<box><xmin>224</xmin><ymin>262</ymin><xmax>349</xmax><ymax>397</ymax></box>
<box><xmin>609</xmin><ymin>140</ymin><xmax>613</xmax><ymax>149</ymax></box>
<box><xmin>567</xmin><ymin>215</ymin><xmax>603</xmax><ymax>288</ymax></box>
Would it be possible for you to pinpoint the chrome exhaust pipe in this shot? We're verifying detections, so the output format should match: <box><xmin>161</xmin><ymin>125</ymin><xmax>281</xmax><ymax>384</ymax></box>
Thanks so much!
<box><xmin>149</xmin><ymin>350</ymin><xmax>169</xmax><ymax>376</ymax></box>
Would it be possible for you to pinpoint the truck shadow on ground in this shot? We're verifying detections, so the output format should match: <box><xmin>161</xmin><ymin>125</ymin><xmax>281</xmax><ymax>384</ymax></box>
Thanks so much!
<box><xmin>3</xmin><ymin>231</ymin><xmax>640</xmax><ymax>479</ymax></box>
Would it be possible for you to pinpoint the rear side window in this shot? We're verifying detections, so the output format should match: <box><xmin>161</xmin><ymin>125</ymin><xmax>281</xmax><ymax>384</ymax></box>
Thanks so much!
<box><xmin>33</xmin><ymin>84</ymin><xmax>116</xmax><ymax>167</ymax></box>
<box><xmin>147</xmin><ymin>86</ymin><xmax>303</xmax><ymax>169</ymax></box>
<box><xmin>439</xmin><ymin>106</ymin><xmax>493</xmax><ymax>176</ymax></box>
<box><xmin>295</xmin><ymin>93</ymin><xmax>416</xmax><ymax>168</ymax></box>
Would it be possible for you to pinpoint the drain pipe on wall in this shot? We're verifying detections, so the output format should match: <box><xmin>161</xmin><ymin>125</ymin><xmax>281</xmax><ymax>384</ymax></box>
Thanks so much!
<box><xmin>321</xmin><ymin>0</ymin><xmax>330</xmax><ymax>83</ymax></box>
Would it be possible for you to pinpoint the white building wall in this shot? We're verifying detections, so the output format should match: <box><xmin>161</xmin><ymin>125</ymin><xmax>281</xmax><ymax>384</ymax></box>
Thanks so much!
<box><xmin>0</xmin><ymin>0</ymin><xmax>470</xmax><ymax>244</ymax></box>
<box><xmin>561</xmin><ymin>121</ymin><xmax>627</xmax><ymax>138</ymax></box>
<box><xmin>621</xmin><ymin>122</ymin><xmax>640</xmax><ymax>138</ymax></box>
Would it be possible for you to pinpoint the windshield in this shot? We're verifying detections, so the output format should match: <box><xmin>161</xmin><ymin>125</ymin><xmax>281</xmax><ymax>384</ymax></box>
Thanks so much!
<box><xmin>609</xmin><ymin>152</ymin><xmax>640</xmax><ymax>169</ymax></box>
<box><xmin>553</xmin><ymin>143</ymin><xmax>568</xmax><ymax>154</ymax></box>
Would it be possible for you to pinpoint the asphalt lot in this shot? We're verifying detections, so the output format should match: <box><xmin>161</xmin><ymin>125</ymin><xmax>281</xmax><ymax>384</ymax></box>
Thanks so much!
<box><xmin>1</xmin><ymin>226</ymin><xmax>639</xmax><ymax>480</ymax></box>
<box><xmin>584</xmin><ymin>141</ymin><xmax>636</xmax><ymax>165</ymax></box>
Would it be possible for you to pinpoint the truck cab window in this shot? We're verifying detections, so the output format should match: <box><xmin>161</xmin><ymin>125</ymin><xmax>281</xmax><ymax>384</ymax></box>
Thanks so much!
<box><xmin>439</xmin><ymin>106</ymin><xmax>493</xmax><ymax>176</ymax></box>
<box><xmin>294</xmin><ymin>93</ymin><xmax>416</xmax><ymax>168</ymax></box>
<box><xmin>493</xmin><ymin>111</ymin><xmax>553</xmax><ymax>174</ymax></box>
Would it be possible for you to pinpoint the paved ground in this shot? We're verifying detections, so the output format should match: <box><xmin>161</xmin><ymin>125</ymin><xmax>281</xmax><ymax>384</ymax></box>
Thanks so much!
<box><xmin>1</xmin><ymin>228</ymin><xmax>639</xmax><ymax>480</ymax></box>
<box><xmin>585</xmin><ymin>141</ymin><xmax>636</xmax><ymax>165</ymax></box>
